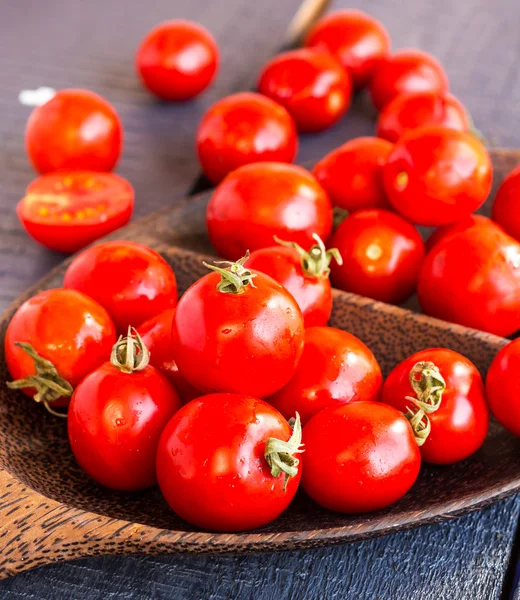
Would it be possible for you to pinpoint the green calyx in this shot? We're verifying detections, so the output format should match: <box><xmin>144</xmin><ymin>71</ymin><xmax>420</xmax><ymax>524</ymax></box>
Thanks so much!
<box><xmin>110</xmin><ymin>327</ymin><xmax>150</xmax><ymax>373</ymax></box>
<box><xmin>203</xmin><ymin>252</ymin><xmax>257</xmax><ymax>294</ymax></box>
<box><xmin>274</xmin><ymin>233</ymin><xmax>342</xmax><ymax>279</ymax></box>
<box><xmin>265</xmin><ymin>412</ymin><xmax>304</xmax><ymax>491</ymax></box>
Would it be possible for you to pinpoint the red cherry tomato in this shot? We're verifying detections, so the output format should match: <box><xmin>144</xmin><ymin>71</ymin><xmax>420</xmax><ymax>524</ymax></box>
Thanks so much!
<box><xmin>426</xmin><ymin>215</ymin><xmax>503</xmax><ymax>252</ymax></box>
<box><xmin>304</xmin><ymin>9</ymin><xmax>390</xmax><ymax>89</ymax></box>
<box><xmin>172</xmin><ymin>256</ymin><xmax>305</xmax><ymax>398</ymax></box>
<box><xmin>5</xmin><ymin>289</ymin><xmax>116</xmax><ymax>410</ymax></box>
<box><xmin>25</xmin><ymin>89</ymin><xmax>122</xmax><ymax>174</ymax></box>
<box><xmin>17</xmin><ymin>171</ymin><xmax>134</xmax><ymax>254</ymax></box>
<box><xmin>137</xmin><ymin>309</ymin><xmax>201</xmax><ymax>403</ymax></box>
<box><xmin>207</xmin><ymin>162</ymin><xmax>332</xmax><ymax>261</ymax></box>
<box><xmin>492</xmin><ymin>164</ymin><xmax>520</xmax><ymax>242</ymax></box>
<box><xmin>68</xmin><ymin>331</ymin><xmax>181</xmax><ymax>490</ymax></box>
<box><xmin>383</xmin><ymin>126</ymin><xmax>492</xmax><ymax>226</ymax></box>
<box><xmin>156</xmin><ymin>393</ymin><xmax>302</xmax><ymax>531</ymax></box>
<box><xmin>196</xmin><ymin>92</ymin><xmax>298</xmax><ymax>184</ymax></box>
<box><xmin>330</xmin><ymin>209</ymin><xmax>425</xmax><ymax>304</ymax></box>
<box><xmin>63</xmin><ymin>241</ymin><xmax>177</xmax><ymax>334</ymax></box>
<box><xmin>418</xmin><ymin>227</ymin><xmax>520</xmax><ymax>336</ymax></box>
<box><xmin>381</xmin><ymin>349</ymin><xmax>489</xmax><ymax>464</ymax></box>
<box><xmin>269</xmin><ymin>326</ymin><xmax>383</xmax><ymax>425</ymax></box>
<box><xmin>486</xmin><ymin>339</ymin><xmax>520</xmax><ymax>437</ymax></box>
<box><xmin>302</xmin><ymin>402</ymin><xmax>420</xmax><ymax>513</ymax></box>
<box><xmin>136</xmin><ymin>20</ymin><xmax>219</xmax><ymax>101</ymax></box>
<box><xmin>257</xmin><ymin>48</ymin><xmax>352</xmax><ymax>133</ymax></box>
<box><xmin>370</xmin><ymin>50</ymin><xmax>449</xmax><ymax>111</ymax></box>
<box><xmin>313</xmin><ymin>137</ymin><xmax>394</xmax><ymax>211</ymax></box>
<box><xmin>377</xmin><ymin>92</ymin><xmax>469</xmax><ymax>143</ymax></box>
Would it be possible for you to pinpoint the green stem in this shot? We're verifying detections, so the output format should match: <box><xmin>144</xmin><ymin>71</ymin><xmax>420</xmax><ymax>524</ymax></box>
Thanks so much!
<box><xmin>110</xmin><ymin>327</ymin><xmax>150</xmax><ymax>373</ymax></box>
<box><xmin>274</xmin><ymin>233</ymin><xmax>342</xmax><ymax>279</ymax></box>
<box><xmin>265</xmin><ymin>413</ymin><xmax>304</xmax><ymax>491</ymax></box>
<box><xmin>203</xmin><ymin>252</ymin><xmax>257</xmax><ymax>294</ymax></box>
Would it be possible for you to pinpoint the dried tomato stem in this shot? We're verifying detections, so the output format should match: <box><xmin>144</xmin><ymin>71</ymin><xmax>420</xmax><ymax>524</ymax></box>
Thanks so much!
<box><xmin>203</xmin><ymin>252</ymin><xmax>257</xmax><ymax>294</ymax></box>
<box><xmin>110</xmin><ymin>327</ymin><xmax>150</xmax><ymax>373</ymax></box>
<box><xmin>265</xmin><ymin>413</ymin><xmax>304</xmax><ymax>491</ymax></box>
<box><xmin>274</xmin><ymin>233</ymin><xmax>342</xmax><ymax>279</ymax></box>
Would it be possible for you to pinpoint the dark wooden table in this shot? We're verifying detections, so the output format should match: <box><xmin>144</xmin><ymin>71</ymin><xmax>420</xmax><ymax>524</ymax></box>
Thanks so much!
<box><xmin>1</xmin><ymin>0</ymin><xmax>520</xmax><ymax>598</ymax></box>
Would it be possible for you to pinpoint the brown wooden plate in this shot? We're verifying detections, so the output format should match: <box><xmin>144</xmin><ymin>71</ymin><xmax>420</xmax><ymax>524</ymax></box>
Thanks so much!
<box><xmin>0</xmin><ymin>149</ymin><xmax>519</xmax><ymax>579</ymax></box>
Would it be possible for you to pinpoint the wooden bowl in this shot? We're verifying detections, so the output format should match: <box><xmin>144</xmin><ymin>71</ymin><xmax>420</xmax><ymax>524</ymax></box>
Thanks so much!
<box><xmin>1</xmin><ymin>149</ymin><xmax>519</xmax><ymax>579</ymax></box>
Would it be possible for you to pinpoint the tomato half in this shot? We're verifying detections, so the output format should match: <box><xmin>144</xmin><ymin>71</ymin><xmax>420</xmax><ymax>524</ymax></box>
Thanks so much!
<box><xmin>426</xmin><ymin>215</ymin><xmax>503</xmax><ymax>253</ymax></box>
<box><xmin>492</xmin><ymin>164</ymin><xmax>520</xmax><ymax>242</ymax></box>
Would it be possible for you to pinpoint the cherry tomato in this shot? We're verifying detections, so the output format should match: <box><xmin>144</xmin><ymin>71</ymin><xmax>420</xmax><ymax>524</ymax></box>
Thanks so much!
<box><xmin>172</xmin><ymin>255</ymin><xmax>305</xmax><ymax>398</ymax></box>
<box><xmin>492</xmin><ymin>164</ymin><xmax>520</xmax><ymax>242</ymax></box>
<box><xmin>17</xmin><ymin>171</ymin><xmax>134</xmax><ymax>254</ymax></box>
<box><xmin>269</xmin><ymin>326</ymin><xmax>382</xmax><ymax>425</ymax></box>
<box><xmin>136</xmin><ymin>20</ymin><xmax>219</xmax><ymax>101</ymax></box>
<box><xmin>5</xmin><ymin>289</ymin><xmax>116</xmax><ymax>411</ymax></box>
<box><xmin>63</xmin><ymin>241</ymin><xmax>177</xmax><ymax>333</ymax></box>
<box><xmin>418</xmin><ymin>226</ymin><xmax>520</xmax><ymax>336</ymax></box>
<box><xmin>257</xmin><ymin>48</ymin><xmax>351</xmax><ymax>133</ymax></box>
<box><xmin>304</xmin><ymin>9</ymin><xmax>390</xmax><ymax>89</ymax></box>
<box><xmin>381</xmin><ymin>349</ymin><xmax>489</xmax><ymax>464</ymax></box>
<box><xmin>486</xmin><ymin>339</ymin><xmax>520</xmax><ymax>437</ymax></box>
<box><xmin>377</xmin><ymin>92</ymin><xmax>469</xmax><ymax>143</ymax></box>
<box><xmin>426</xmin><ymin>215</ymin><xmax>503</xmax><ymax>253</ymax></box>
<box><xmin>137</xmin><ymin>309</ymin><xmax>201</xmax><ymax>403</ymax></box>
<box><xmin>68</xmin><ymin>330</ymin><xmax>181</xmax><ymax>490</ymax></box>
<box><xmin>330</xmin><ymin>209</ymin><xmax>425</xmax><ymax>304</ymax></box>
<box><xmin>370</xmin><ymin>50</ymin><xmax>449</xmax><ymax>111</ymax></box>
<box><xmin>156</xmin><ymin>393</ymin><xmax>302</xmax><ymax>531</ymax></box>
<box><xmin>196</xmin><ymin>92</ymin><xmax>298</xmax><ymax>184</ymax></box>
<box><xmin>302</xmin><ymin>402</ymin><xmax>420</xmax><ymax>513</ymax></box>
<box><xmin>207</xmin><ymin>162</ymin><xmax>332</xmax><ymax>261</ymax></box>
<box><xmin>383</xmin><ymin>125</ymin><xmax>492</xmax><ymax>226</ymax></box>
<box><xmin>313</xmin><ymin>137</ymin><xmax>393</xmax><ymax>211</ymax></box>
<box><xmin>25</xmin><ymin>89</ymin><xmax>122</xmax><ymax>174</ymax></box>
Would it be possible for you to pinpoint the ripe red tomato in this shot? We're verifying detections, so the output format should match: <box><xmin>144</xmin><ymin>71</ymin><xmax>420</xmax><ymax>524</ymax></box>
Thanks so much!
<box><xmin>269</xmin><ymin>326</ymin><xmax>383</xmax><ymax>425</ymax></box>
<box><xmin>207</xmin><ymin>162</ymin><xmax>333</xmax><ymax>260</ymax></box>
<box><xmin>68</xmin><ymin>330</ymin><xmax>181</xmax><ymax>490</ymax></box>
<box><xmin>370</xmin><ymin>50</ymin><xmax>449</xmax><ymax>111</ymax></box>
<box><xmin>426</xmin><ymin>215</ymin><xmax>503</xmax><ymax>253</ymax></box>
<box><xmin>302</xmin><ymin>402</ymin><xmax>420</xmax><ymax>513</ymax></box>
<box><xmin>63</xmin><ymin>241</ymin><xmax>177</xmax><ymax>333</ymax></box>
<box><xmin>25</xmin><ymin>89</ymin><xmax>122</xmax><ymax>174</ymax></box>
<box><xmin>196</xmin><ymin>92</ymin><xmax>298</xmax><ymax>184</ymax></box>
<box><xmin>313</xmin><ymin>137</ymin><xmax>394</xmax><ymax>211</ymax></box>
<box><xmin>377</xmin><ymin>92</ymin><xmax>469</xmax><ymax>143</ymax></box>
<box><xmin>136</xmin><ymin>20</ymin><xmax>219</xmax><ymax>101</ymax></box>
<box><xmin>5</xmin><ymin>289</ymin><xmax>116</xmax><ymax>412</ymax></box>
<box><xmin>492</xmin><ymin>164</ymin><xmax>520</xmax><ymax>242</ymax></box>
<box><xmin>172</xmin><ymin>255</ymin><xmax>305</xmax><ymax>398</ymax></box>
<box><xmin>304</xmin><ymin>9</ymin><xmax>390</xmax><ymax>88</ymax></box>
<box><xmin>418</xmin><ymin>227</ymin><xmax>520</xmax><ymax>336</ymax></box>
<box><xmin>383</xmin><ymin>126</ymin><xmax>492</xmax><ymax>226</ymax></box>
<box><xmin>17</xmin><ymin>171</ymin><xmax>134</xmax><ymax>254</ymax></box>
<box><xmin>157</xmin><ymin>393</ymin><xmax>302</xmax><ymax>531</ymax></box>
<box><xmin>257</xmin><ymin>48</ymin><xmax>352</xmax><ymax>133</ymax></box>
<box><xmin>486</xmin><ymin>339</ymin><xmax>520</xmax><ymax>437</ymax></box>
<box><xmin>137</xmin><ymin>309</ymin><xmax>201</xmax><ymax>403</ymax></box>
<box><xmin>381</xmin><ymin>349</ymin><xmax>489</xmax><ymax>464</ymax></box>
<box><xmin>330</xmin><ymin>209</ymin><xmax>425</xmax><ymax>304</ymax></box>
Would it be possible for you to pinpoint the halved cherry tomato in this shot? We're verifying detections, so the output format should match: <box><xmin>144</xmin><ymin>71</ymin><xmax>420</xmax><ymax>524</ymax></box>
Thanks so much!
<box><xmin>426</xmin><ymin>215</ymin><xmax>503</xmax><ymax>252</ymax></box>
<box><xmin>25</xmin><ymin>89</ymin><xmax>122</xmax><ymax>174</ymax></box>
<box><xmin>492</xmin><ymin>164</ymin><xmax>520</xmax><ymax>242</ymax></box>
<box><xmin>17</xmin><ymin>171</ymin><xmax>134</xmax><ymax>254</ymax></box>
<box><xmin>304</xmin><ymin>9</ymin><xmax>390</xmax><ymax>88</ymax></box>
<box><xmin>136</xmin><ymin>20</ymin><xmax>219</xmax><ymax>101</ymax></box>
<box><xmin>197</xmin><ymin>92</ymin><xmax>298</xmax><ymax>184</ymax></box>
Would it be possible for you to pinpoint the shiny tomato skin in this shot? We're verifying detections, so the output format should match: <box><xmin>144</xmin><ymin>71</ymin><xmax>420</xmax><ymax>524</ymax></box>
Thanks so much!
<box><xmin>5</xmin><ymin>289</ymin><xmax>116</xmax><ymax>408</ymax></box>
<box><xmin>268</xmin><ymin>327</ymin><xmax>383</xmax><ymax>425</ymax></box>
<box><xmin>63</xmin><ymin>241</ymin><xmax>177</xmax><ymax>334</ymax></box>
<box><xmin>25</xmin><ymin>89</ymin><xmax>122</xmax><ymax>174</ymax></box>
<box><xmin>196</xmin><ymin>92</ymin><xmax>298</xmax><ymax>184</ymax></box>
<box><xmin>313</xmin><ymin>137</ymin><xmax>394</xmax><ymax>211</ymax></box>
<box><xmin>383</xmin><ymin>126</ymin><xmax>492</xmax><ymax>226</ymax></box>
<box><xmin>207</xmin><ymin>162</ymin><xmax>333</xmax><ymax>260</ymax></box>
<box><xmin>172</xmin><ymin>270</ymin><xmax>305</xmax><ymax>398</ymax></box>
<box><xmin>492</xmin><ymin>164</ymin><xmax>520</xmax><ymax>242</ymax></box>
<box><xmin>257</xmin><ymin>48</ymin><xmax>352</xmax><ymax>133</ymax></box>
<box><xmin>304</xmin><ymin>9</ymin><xmax>390</xmax><ymax>88</ymax></box>
<box><xmin>426</xmin><ymin>215</ymin><xmax>503</xmax><ymax>253</ymax></box>
<box><xmin>370</xmin><ymin>50</ymin><xmax>449</xmax><ymax>111</ymax></box>
<box><xmin>302</xmin><ymin>402</ymin><xmax>420</xmax><ymax>513</ymax></box>
<box><xmin>381</xmin><ymin>348</ymin><xmax>489</xmax><ymax>465</ymax></box>
<box><xmin>156</xmin><ymin>393</ymin><xmax>301</xmax><ymax>531</ymax></box>
<box><xmin>136</xmin><ymin>20</ymin><xmax>219</xmax><ymax>101</ymax></box>
<box><xmin>377</xmin><ymin>91</ymin><xmax>469</xmax><ymax>143</ymax></box>
<box><xmin>68</xmin><ymin>362</ymin><xmax>181</xmax><ymax>490</ymax></box>
<box><xmin>330</xmin><ymin>209</ymin><xmax>425</xmax><ymax>304</ymax></box>
<box><xmin>418</xmin><ymin>227</ymin><xmax>520</xmax><ymax>336</ymax></box>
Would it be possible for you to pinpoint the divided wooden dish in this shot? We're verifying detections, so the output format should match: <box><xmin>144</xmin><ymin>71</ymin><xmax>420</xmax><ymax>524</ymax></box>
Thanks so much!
<box><xmin>1</xmin><ymin>150</ymin><xmax>519</xmax><ymax>579</ymax></box>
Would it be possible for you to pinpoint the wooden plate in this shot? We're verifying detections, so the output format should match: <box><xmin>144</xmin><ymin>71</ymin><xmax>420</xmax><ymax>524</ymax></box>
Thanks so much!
<box><xmin>1</xmin><ymin>149</ymin><xmax>519</xmax><ymax>579</ymax></box>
